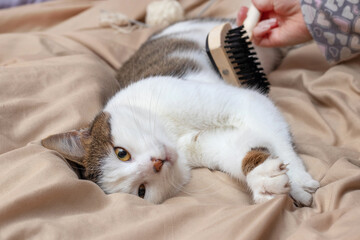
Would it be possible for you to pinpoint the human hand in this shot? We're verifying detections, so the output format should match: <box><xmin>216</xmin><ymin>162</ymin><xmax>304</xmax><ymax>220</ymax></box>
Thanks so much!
<box><xmin>237</xmin><ymin>0</ymin><xmax>312</xmax><ymax>47</ymax></box>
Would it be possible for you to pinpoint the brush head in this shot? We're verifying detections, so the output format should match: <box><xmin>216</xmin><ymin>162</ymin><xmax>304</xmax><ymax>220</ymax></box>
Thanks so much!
<box><xmin>206</xmin><ymin>23</ymin><xmax>270</xmax><ymax>95</ymax></box>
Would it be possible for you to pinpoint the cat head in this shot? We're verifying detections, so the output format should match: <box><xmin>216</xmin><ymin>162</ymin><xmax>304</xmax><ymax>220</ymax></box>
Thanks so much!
<box><xmin>41</xmin><ymin>109</ymin><xmax>191</xmax><ymax>204</ymax></box>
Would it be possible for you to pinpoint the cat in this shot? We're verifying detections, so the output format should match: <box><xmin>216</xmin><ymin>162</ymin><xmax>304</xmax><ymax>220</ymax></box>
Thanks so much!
<box><xmin>42</xmin><ymin>19</ymin><xmax>319</xmax><ymax>206</ymax></box>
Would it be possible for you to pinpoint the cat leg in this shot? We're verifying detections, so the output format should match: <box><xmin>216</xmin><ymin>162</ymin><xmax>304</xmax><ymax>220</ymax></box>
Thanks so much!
<box><xmin>269</xmin><ymin>142</ymin><xmax>320</xmax><ymax>206</ymax></box>
<box><xmin>243</xmin><ymin>148</ymin><xmax>291</xmax><ymax>204</ymax></box>
<box><xmin>178</xmin><ymin>128</ymin><xmax>291</xmax><ymax>204</ymax></box>
<box><xmin>245</xmin><ymin>135</ymin><xmax>319</xmax><ymax>206</ymax></box>
<box><xmin>238</xmin><ymin>109</ymin><xmax>319</xmax><ymax>206</ymax></box>
<box><xmin>178</xmin><ymin>128</ymin><xmax>247</xmax><ymax>175</ymax></box>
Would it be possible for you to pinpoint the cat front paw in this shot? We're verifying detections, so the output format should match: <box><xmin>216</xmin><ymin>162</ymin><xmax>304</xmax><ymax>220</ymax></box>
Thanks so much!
<box><xmin>288</xmin><ymin>170</ymin><xmax>320</xmax><ymax>207</ymax></box>
<box><xmin>246</xmin><ymin>158</ymin><xmax>291</xmax><ymax>204</ymax></box>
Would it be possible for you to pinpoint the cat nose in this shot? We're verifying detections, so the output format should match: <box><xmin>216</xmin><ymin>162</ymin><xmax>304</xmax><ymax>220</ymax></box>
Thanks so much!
<box><xmin>151</xmin><ymin>157</ymin><xmax>165</xmax><ymax>173</ymax></box>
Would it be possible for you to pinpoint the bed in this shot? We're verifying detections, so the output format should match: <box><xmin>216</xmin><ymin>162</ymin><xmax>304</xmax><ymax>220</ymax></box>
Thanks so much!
<box><xmin>1</xmin><ymin>0</ymin><xmax>360</xmax><ymax>239</ymax></box>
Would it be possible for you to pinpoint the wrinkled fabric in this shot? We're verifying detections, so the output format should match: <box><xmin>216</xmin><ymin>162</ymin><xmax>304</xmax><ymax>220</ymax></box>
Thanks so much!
<box><xmin>0</xmin><ymin>0</ymin><xmax>360</xmax><ymax>239</ymax></box>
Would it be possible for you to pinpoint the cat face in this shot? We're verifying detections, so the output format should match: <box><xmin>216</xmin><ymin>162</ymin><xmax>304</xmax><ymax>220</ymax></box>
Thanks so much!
<box><xmin>41</xmin><ymin>109</ymin><xmax>191</xmax><ymax>204</ymax></box>
<box><xmin>98</xmin><ymin>107</ymin><xmax>191</xmax><ymax>203</ymax></box>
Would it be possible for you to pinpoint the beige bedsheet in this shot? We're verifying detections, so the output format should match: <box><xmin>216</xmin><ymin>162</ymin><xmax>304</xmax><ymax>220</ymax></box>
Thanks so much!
<box><xmin>1</xmin><ymin>0</ymin><xmax>360</xmax><ymax>239</ymax></box>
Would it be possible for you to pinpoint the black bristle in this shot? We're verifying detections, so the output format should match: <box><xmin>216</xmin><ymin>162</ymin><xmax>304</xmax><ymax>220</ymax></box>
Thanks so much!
<box><xmin>224</xmin><ymin>42</ymin><xmax>252</xmax><ymax>49</ymax></box>
<box><xmin>223</xmin><ymin>25</ymin><xmax>270</xmax><ymax>94</ymax></box>
<box><xmin>228</xmin><ymin>25</ymin><xmax>244</xmax><ymax>33</ymax></box>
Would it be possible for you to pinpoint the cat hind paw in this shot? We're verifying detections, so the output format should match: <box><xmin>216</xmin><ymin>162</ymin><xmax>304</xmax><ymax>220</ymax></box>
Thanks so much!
<box><xmin>246</xmin><ymin>158</ymin><xmax>291</xmax><ymax>204</ymax></box>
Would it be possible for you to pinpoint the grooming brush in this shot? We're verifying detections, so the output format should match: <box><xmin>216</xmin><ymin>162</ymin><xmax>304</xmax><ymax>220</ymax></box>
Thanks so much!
<box><xmin>205</xmin><ymin>5</ymin><xmax>269</xmax><ymax>94</ymax></box>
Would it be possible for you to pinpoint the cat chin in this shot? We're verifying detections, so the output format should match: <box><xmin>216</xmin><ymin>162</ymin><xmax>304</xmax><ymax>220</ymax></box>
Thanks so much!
<box><xmin>148</xmin><ymin>162</ymin><xmax>191</xmax><ymax>204</ymax></box>
<box><xmin>96</xmin><ymin>150</ymin><xmax>191</xmax><ymax>204</ymax></box>
<box><xmin>143</xmin><ymin>160</ymin><xmax>191</xmax><ymax>204</ymax></box>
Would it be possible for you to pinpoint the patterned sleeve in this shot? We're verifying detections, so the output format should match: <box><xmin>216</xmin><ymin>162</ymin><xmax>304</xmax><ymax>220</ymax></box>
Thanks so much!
<box><xmin>300</xmin><ymin>0</ymin><xmax>360</xmax><ymax>64</ymax></box>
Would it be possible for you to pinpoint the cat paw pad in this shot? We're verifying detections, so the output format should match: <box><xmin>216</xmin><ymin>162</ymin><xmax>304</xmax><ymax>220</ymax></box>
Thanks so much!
<box><xmin>246</xmin><ymin>158</ymin><xmax>291</xmax><ymax>204</ymax></box>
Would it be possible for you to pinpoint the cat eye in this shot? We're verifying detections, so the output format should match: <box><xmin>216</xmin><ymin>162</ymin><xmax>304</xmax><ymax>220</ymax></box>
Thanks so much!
<box><xmin>138</xmin><ymin>184</ymin><xmax>146</xmax><ymax>198</ymax></box>
<box><xmin>114</xmin><ymin>147</ymin><xmax>131</xmax><ymax>161</ymax></box>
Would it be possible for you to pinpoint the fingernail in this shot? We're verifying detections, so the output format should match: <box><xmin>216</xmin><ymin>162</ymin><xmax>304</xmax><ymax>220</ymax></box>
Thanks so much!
<box><xmin>259</xmin><ymin>24</ymin><xmax>271</xmax><ymax>31</ymax></box>
<box><xmin>268</xmin><ymin>18</ymin><xmax>277</xmax><ymax>24</ymax></box>
<box><xmin>264</xmin><ymin>18</ymin><xmax>277</xmax><ymax>27</ymax></box>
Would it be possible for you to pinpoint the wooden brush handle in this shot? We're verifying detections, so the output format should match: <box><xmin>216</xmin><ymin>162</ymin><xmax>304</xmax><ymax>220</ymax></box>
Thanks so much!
<box><xmin>207</xmin><ymin>23</ymin><xmax>240</xmax><ymax>87</ymax></box>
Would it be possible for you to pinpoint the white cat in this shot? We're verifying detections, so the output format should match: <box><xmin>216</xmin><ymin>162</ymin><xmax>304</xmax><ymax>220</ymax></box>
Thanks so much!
<box><xmin>42</xmin><ymin>19</ymin><xmax>319</xmax><ymax>206</ymax></box>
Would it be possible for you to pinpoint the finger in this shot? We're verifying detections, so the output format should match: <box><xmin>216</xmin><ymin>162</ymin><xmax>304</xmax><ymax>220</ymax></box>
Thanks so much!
<box><xmin>258</xmin><ymin>18</ymin><xmax>278</xmax><ymax>28</ymax></box>
<box><xmin>252</xmin><ymin>27</ymin><xmax>284</xmax><ymax>47</ymax></box>
<box><xmin>237</xmin><ymin>6</ymin><xmax>248</xmax><ymax>26</ymax></box>
<box><xmin>252</xmin><ymin>0</ymin><xmax>274</xmax><ymax>12</ymax></box>
<box><xmin>252</xmin><ymin>18</ymin><xmax>277</xmax><ymax>37</ymax></box>
<box><xmin>252</xmin><ymin>19</ymin><xmax>278</xmax><ymax>46</ymax></box>
<box><xmin>253</xmin><ymin>24</ymin><xmax>271</xmax><ymax>39</ymax></box>
<box><xmin>253</xmin><ymin>37</ymin><xmax>274</xmax><ymax>47</ymax></box>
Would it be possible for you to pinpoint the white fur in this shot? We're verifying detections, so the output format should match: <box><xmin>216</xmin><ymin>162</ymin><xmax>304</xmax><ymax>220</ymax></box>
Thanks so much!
<box><xmin>98</xmin><ymin>19</ymin><xmax>318</xmax><ymax>205</ymax></box>
<box><xmin>102</xmin><ymin>76</ymin><xmax>319</xmax><ymax>205</ymax></box>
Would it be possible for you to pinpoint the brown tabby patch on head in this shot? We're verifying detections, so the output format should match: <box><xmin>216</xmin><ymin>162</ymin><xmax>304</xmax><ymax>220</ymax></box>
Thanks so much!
<box><xmin>242</xmin><ymin>147</ymin><xmax>271</xmax><ymax>176</ymax></box>
<box><xmin>116</xmin><ymin>37</ymin><xmax>200</xmax><ymax>89</ymax></box>
<box><xmin>83</xmin><ymin>112</ymin><xmax>113</xmax><ymax>182</ymax></box>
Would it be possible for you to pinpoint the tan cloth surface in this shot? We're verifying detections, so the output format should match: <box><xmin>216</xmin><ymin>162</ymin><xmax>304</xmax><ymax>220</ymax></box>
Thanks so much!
<box><xmin>1</xmin><ymin>0</ymin><xmax>360</xmax><ymax>239</ymax></box>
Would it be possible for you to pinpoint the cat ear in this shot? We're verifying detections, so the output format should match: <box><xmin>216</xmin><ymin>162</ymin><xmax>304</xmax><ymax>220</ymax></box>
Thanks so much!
<box><xmin>41</xmin><ymin>129</ymin><xmax>91</xmax><ymax>167</ymax></box>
